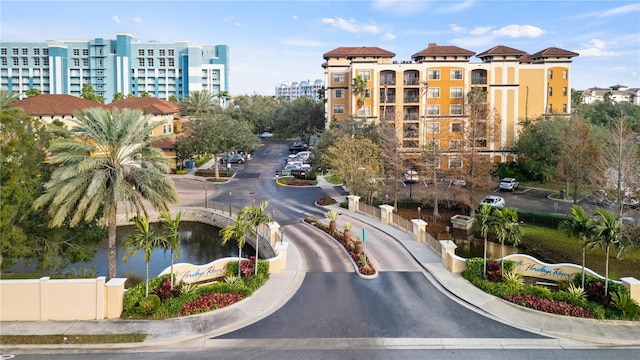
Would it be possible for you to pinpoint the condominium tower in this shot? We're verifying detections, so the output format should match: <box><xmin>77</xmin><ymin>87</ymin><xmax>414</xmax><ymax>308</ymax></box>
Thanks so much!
<box><xmin>322</xmin><ymin>43</ymin><xmax>578</xmax><ymax>168</ymax></box>
<box><xmin>275</xmin><ymin>79</ymin><xmax>325</xmax><ymax>102</ymax></box>
<box><xmin>0</xmin><ymin>33</ymin><xmax>229</xmax><ymax>104</ymax></box>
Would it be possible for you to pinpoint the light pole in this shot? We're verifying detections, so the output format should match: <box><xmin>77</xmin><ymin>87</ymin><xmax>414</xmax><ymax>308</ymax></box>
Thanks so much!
<box><xmin>228</xmin><ymin>191</ymin><xmax>232</xmax><ymax>216</ymax></box>
<box><xmin>280</xmin><ymin>226</ymin><xmax>285</xmax><ymax>244</ymax></box>
<box><xmin>385</xmin><ymin>193</ymin><xmax>389</xmax><ymax>205</ymax></box>
<box><xmin>205</xmin><ymin>186</ymin><xmax>209</xmax><ymax>208</ymax></box>
<box><xmin>417</xmin><ymin>206</ymin><xmax>421</xmax><ymax>220</ymax></box>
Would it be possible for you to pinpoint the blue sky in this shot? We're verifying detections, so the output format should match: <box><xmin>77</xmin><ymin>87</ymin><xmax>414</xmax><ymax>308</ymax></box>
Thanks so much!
<box><xmin>2</xmin><ymin>0</ymin><xmax>639</xmax><ymax>96</ymax></box>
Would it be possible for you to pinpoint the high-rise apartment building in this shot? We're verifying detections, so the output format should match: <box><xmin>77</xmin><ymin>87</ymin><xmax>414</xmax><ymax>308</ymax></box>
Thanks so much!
<box><xmin>275</xmin><ymin>79</ymin><xmax>324</xmax><ymax>102</ymax></box>
<box><xmin>322</xmin><ymin>43</ymin><xmax>578</xmax><ymax>168</ymax></box>
<box><xmin>1</xmin><ymin>33</ymin><xmax>229</xmax><ymax>104</ymax></box>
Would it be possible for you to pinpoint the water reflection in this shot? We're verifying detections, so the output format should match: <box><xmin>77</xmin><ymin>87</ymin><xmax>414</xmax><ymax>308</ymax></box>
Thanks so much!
<box><xmin>451</xmin><ymin>234</ymin><xmax>519</xmax><ymax>259</ymax></box>
<box><xmin>6</xmin><ymin>222</ymin><xmax>255</xmax><ymax>279</ymax></box>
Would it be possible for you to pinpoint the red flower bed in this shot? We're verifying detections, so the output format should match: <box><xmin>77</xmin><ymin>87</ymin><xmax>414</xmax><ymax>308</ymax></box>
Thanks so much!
<box><xmin>503</xmin><ymin>293</ymin><xmax>594</xmax><ymax>318</ymax></box>
<box><xmin>179</xmin><ymin>292</ymin><xmax>245</xmax><ymax>316</ymax></box>
<box><xmin>304</xmin><ymin>216</ymin><xmax>376</xmax><ymax>276</ymax></box>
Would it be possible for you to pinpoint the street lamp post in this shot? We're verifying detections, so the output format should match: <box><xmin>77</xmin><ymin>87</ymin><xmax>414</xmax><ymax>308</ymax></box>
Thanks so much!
<box><xmin>417</xmin><ymin>206</ymin><xmax>421</xmax><ymax>220</ymax></box>
<box><xmin>205</xmin><ymin>186</ymin><xmax>209</xmax><ymax>208</ymax></box>
<box><xmin>228</xmin><ymin>191</ymin><xmax>232</xmax><ymax>216</ymax></box>
<box><xmin>280</xmin><ymin>226</ymin><xmax>285</xmax><ymax>244</ymax></box>
<box><xmin>385</xmin><ymin>193</ymin><xmax>389</xmax><ymax>205</ymax></box>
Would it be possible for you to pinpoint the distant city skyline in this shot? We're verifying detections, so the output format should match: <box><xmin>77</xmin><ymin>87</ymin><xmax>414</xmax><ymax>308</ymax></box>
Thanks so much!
<box><xmin>2</xmin><ymin>0</ymin><xmax>639</xmax><ymax>95</ymax></box>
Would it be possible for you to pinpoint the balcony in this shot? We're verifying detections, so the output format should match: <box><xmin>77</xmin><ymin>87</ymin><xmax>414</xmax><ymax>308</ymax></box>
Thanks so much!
<box><xmin>404</xmin><ymin>78</ymin><xmax>419</xmax><ymax>86</ymax></box>
<box><xmin>403</xmin><ymin>113</ymin><xmax>419</xmax><ymax>120</ymax></box>
<box><xmin>380</xmin><ymin>79</ymin><xmax>396</xmax><ymax>86</ymax></box>
<box><xmin>380</xmin><ymin>95</ymin><xmax>396</xmax><ymax>102</ymax></box>
<box><xmin>403</xmin><ymin>96</ymin><xmax>419</xmax><ymax>103</ymax></box>
<box><xmin>471</xmin><ymin>76</ymin><xmax>487</xmax><ymax>85</ymax></box>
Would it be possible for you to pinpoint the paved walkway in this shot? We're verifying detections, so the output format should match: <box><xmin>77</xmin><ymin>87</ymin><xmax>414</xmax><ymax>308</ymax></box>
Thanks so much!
<box><xmin>2</xmin><ymin>176</ymin><xmax>640</xmax><ymax>352</ymax></box>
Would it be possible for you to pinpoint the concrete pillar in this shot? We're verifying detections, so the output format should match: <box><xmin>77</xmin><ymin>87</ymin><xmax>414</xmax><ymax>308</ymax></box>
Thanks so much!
<box><xmin>440</xmin><ymin>240</ymin><xmax>457</xmax><ymax>271</ymax></box>
<box><xmin>271</xmin><ymin>242</ymin><xmax>289</xmax><ymax>273</ymax></box>
<box><xmin>39</xmin><ymin>277</ymin><xmax>50</xmax><ymax>321</ymax></box>
<box><xmin>96</xmin><ymin>276</ymin><xmax>106</xmax><ymax>320</ymax></box>
<box><xmin>105</xmin><ymin>278</ymin><xmax>126</xmax><ymax>319</ymax></box>
<box><xmin>347</xmin><ymin>195</ymin><xmax>360</xmax><ymax>212</ymax></box>
<box><xmin>267</xmin><ymin>222</ymin><xmax>281</xmax><ymax>247</ymax></box>
<box><xmin>411</xmin><ymin>219</ymin><xmax>428</xmax><ymax>242</ymax></box>
<box><xmin>379</xmin><ymin>204</ymin><xmax>394</xmax><ymax>224</ymax></box>
<box><xmin>621</xmin><ymin>277</ymin><xmax>640</xmax><ymax>305</ymax></box>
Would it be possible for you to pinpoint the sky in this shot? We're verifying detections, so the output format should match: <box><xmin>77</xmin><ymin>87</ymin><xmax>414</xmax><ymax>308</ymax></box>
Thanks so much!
<box><xmin>1</xmin><ymin>0</ymin><xmax>639</xmax><ymax>96</ymax></box>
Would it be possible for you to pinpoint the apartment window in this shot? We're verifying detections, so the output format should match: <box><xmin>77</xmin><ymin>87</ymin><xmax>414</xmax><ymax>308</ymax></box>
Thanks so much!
<box><xmin>449</xmin><ymin>158</ymin><xmax>462</xmax><ymax>168</ymax></box>
<box><xmin>33</xmin><ymin>48</ymin><xmax>39</xmax><ymax>55</ymax></box>
<box><xmin>451</xmin><ymin>122</ymin><xmax>462</xmax><ymax>133</ymax></box>
<box><xmin>563</xmin><ymin>70</ymin><xmax>567</xmax><ymax>79</ymax></box>
<box><xmin>358</xmin><ymin>105</ymin><xmax>371</xmax><ymax>116</ymax></box>
<box><xmin>147</xmin><ymin>58</ymin><xmax>154</xmax><ymax>66</ymax></box>
<box><xmin>449</xmin><ymin>139</ymin><xmax>462</xmax><ymax>150</ymax></box>
<box><xmin>359</xmin><ymin>70</ymin><xmax>370</xmax><ymax>81</ymax></box>
<box><xmin>96</xmin><ymin>47</ymin><xmax>102</xmax><ymax>55</ymax></box>
<box><xmin>73</xmin><ymin>58</ymin><xmax>80</xmax><ymax>67</ymax></box>
<box><xmin>159</xmin><ymin>49</ymin><xmax>165</xmax><ymax>56</ymax></box>
<box><xmin>97</xmin><ymin>58</ymin><xmax>103</xmax><ymax>67</ymax></box>
<box><xmin>147</xmin><ymin>49</ymin><xmax>154</xmax><ymax>56</ymax></box>
<box><xmin>22</xmin><ymin>48</ymin><xmax>28</xmax><ymax>55</ymax></box>
<box><xmin>334</xmin><ymin>89</ymin><xmax>344</xmax><ymax>99</ymax></box>
<box><xmin>168</xmin><ymin>49</ymin><xmax>174</xmax><ymax>56</ymax></box>
<box><xmin>1</xmin><ymin>48</ymin><xmax>6</xmax><ymax>55</ymax></box>
<box><xmin>22</xmin><ymin>57</ymin><xmax>28</xmax><ymax>65</ymax></box>
<box><xmin>160</xmin><ymin>58</ymin><xmax>166</xmax><ymax>67</ymax></box>
<box><xmin>427</xmin><ymin>87</ymin><xmax>440</xmax><ymax>98</ymax></box>
<box><xmin>450</xmin><ymin>87</ymin><xmax>463</xmax><ymax>98</ymax></box>
<box><xmin>73</xmin><ymin>49</ymin><xmax>80</xmax><ymax>56</ymax></box>
<box><xmin>428</xmin><ymin>70</ymin><xmax>440</xmax><ymax>80</ymax></box>
<box><xmin>427</xmin><ymin>105</ymin><xmax>440</xmax><ymax>116</ymax></box>
<box><xmin>333</xmin><ymin>104</ymin><xmax>344</xmax><ymax>114</ymax></box>
<box><xmin>450</xmin><ymin>69</ymin><xmax>463</xmax><ymax>80</ymax></box>
<box><xmin>12</xmin><ymin>57</ymin><xmax>18</xmax><ymax>66</ymax></box>
<box><xmin>1</xmin><ymin>58</ymin><xmax>6</xmax><ymax>66</ymax></box>
<box><xmin>562</xmin><ymin>104</ymin><xmax>567</xmax><ymax>113</ymax></box>
<box><xmin>139</xmin><ymin>58</ymin><xmax>145</xmax><ymax>66</ymax></box>
<box><xmin>562</xmin><ymin>87</ymin><xmax>567</xmax><ymax>96</ymax></box>
<box><xmin>44</xmin><ymin>58</ymin><xmax>49</xmax><ymax>65</ymax></box>
<box><xmin>427</xmin><ymin>122</ymin><xmax>440</xmax><ymax>134</ymax></box>
<box><xmin>43</xmin><ymin>49</ymin><xmax>48</xmax><ymax>56</ymax></box>
<box><xmin>450</xmin><ymin>104</ymin><xmax>463</xmax><ymax>115</ymax></box>
<box><xmin>548</xmin><ymin>87</ymin><xmax>553</xmax><ymax>96</ymax></box>
<box><xmin>83</xmin><ymin>59</ymin><xmax>88</xmax><ymax>66</ymax></box>
<box><xmin>365</xmin><ymin>88</ymin><xmax>371</xmax><ymax>98</ymax></box>
<box><xmin>83</xmin><ymin>49</ymin><xmax>89</xmax><ymax>56</ymax></box>
<box><xmin>138</xmin><ymin>49</ymin><xmax>145</xmax><ymax>56</ymax></box>
<box><xmin>333</xmin><ymin>73</ymin><xmax>345</xmax><ymax>83</ymax></box>
<box><xmin>12</xmin><ymin>48</ymin><xmax>19</xmax><ymax>55</ymax></box>
<box><xmin>547</xmin><ymin>104</ymin><xmax>553</xmax><ymax>113</ymax></box>
<box><xmin>168</xmin><ymin>58</ymin><xmax>174</xmax><ymax>67</ymax></box>
<box><xmin>548</xmin><ymin>70</ymin><xmax>553</xmax><ymax>79</ymax></box>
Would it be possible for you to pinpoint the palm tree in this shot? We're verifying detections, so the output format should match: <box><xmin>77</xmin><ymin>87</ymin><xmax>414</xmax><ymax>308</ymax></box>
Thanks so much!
<box><xmin>220</xmin><ymin>213</ymin><xmax>252</xmax><ymax>277</ymax></box>
<box><xmin>181</xmin><ymin>90</ymin><xmax>217</xmax><ymax>117</ymax></box>
<box><xmin>587</xmin><ymin>208</ymin><xmax>624</xmax><ymax>296</ymax></box>
<box><xmin>559</xmin><ymin>205</ymin><xmax>592</xmax><ymax>288</ymax></box>
<box><xmin>493</xmin><ymin>208</ymin><xmax>523</xmax><ymax>274</ymax></box>
<box><xmin>352</xmin><ymin>75</ymin><xmax>367</xmax><ymax>113</ymax></box>
<box><xmin>241</xmin><ymin>201</ymin><xmax>273</xmax><ymax>275</ymax></box>
<box><xmin>122</xmin><ymin>214</ymin><xmax>169</xmax><ymax>297</ymax></box>
<box><xmin>474</xmin><ymin>204</ymin><xmax>496</xmax><ymax>278</ymax></box>
<box><xmin>160</xmin><ymin>211</ymin><xmax>182</xmax><ymax>288</ymax></box>
<box><xmin>33</xmin><ymin>108</ymin><xmax>178</xmax><ymax>279</ymax></box>
<box><xmin>0</xmin><ymin>89</ymin><xmax>19</xmax><ymax>109</ymax></box>
<box><xmin>217</xmin><ymin>90</ymin><xmax>230</xmax><ymax>108</ymax></box>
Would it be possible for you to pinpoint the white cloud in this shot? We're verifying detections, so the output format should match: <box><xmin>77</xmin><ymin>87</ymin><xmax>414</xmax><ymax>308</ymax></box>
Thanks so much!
<box><xmin>112</xmin><ymin>16</ymin><xmax>120</xmax><ymax>24</ymax></box>
<box><xmin>600</xmin><ymin>3</ymin><xmax>640</xmax><ymax>17</ymax></box>
<box><xmin>449</xmin><ymin>24</ymin><xmax>465</xmax><ymax>33</ymax></box>
<box><xmin>370</xmin><ymin>0</ymin><xmax>431</xmax><ymax>16</ymax></box>
<box><xmin>133</xmin><ymin>17</ymin><xmax>142</xmax><ymax>23</ymax></box>
<box><xmin>321</xmin><ymin>17</ymin><xmax>380</xmax><ymax>35</ymax></box>
<box><xmin>491</xmin><ymin>25</ymin><xmax>544</xmax><ymax>38</ymax></box>
<box><xmin>437</xmin><ymin>0</ymin><xmax>475</xmax><ymax>13</ymax></box>
<box><xmin>293</xmin><ymin>15</ymin><xmax>298</xmax><ymax>20</ymax></box>
<box><xmin>469</xmin><ymin>26</ymin><xmax>491</xmax><ymax>36</ymax></box>
<box><xmin>381</xmin><ymin>32</ymin><xmax>396</xmax><ymax>41</ymax></box>
<box><xmin>574</xmin><ymin>39</ymin><xmax>618</xmax><ymax>57</ymax></box>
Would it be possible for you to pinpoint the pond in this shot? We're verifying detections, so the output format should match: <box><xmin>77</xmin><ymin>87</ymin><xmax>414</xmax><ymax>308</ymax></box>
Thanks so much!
<box><xmin>451</xmin><ymin>235</ymin><xmax>519</xmax><ymax>259</ymax></box>
<box><xmin>5</xmin><ymin>222</ymin><xmax>255</xmax><ymax>279</ymax></box>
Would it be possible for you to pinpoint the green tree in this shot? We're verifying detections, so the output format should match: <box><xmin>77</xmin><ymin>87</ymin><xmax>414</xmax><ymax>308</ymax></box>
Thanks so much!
<box><xmin>159</xmin><ymin>211</ymin><xmax>182</xmax><ymax>288</ymax></box>
<box><xmin>112</xmin><ymin>92</ymin><xmax>125</xmax><ymax>102</ymax></box>
<box><xmin>140</xmin><ymin>92</ymin><xmax>151</xmax><ymax>97</ymax></box>
<box><xmin>559</xmin><ymin>205</ymin><xmax>592</xmax><ymax>288</ymax></box>
<box><xmin>80</xmin><ymin>84</ymin><xmax>104</xmax><ymax>104</ymax></box>
<box><xmin>123</xmin><ymin>214</ymin><xmax>169</xmax><ymax>297</ymax></box>
<box><xmin>0</xmin><ymin>89</ymin><xmax>19</xmax><ymax>109</ymax></box>
<box><xmin>217</xmin><ymin>90</ymin><xmax>230</xmax><ymax>108</ymax></box>
<box><xmin>515</xmin><ymin>115</ymin><xmax>566</xmax><ymax>182</ymax></box>
<box><xmin>241</xmin><ymin>201</ymin><xmax>273</xmax><ymax>275</ymax></box>
<box><xmin>587</xmin><ymin>208</ymin><xmax>624</xmax><ymax>296</ymax></box>
<box><xmin>473</xmin><ymin>204</ymin><xmax>497</xmax><ymax>278</ymax></box>
<box><xmin>181</xmin><ymin>90</ymin><xmax>218</xmax><ymax>118</ymax></box>
<box><xmin>33</xmin><ymin>108</ymin><xmax>178</xmax><ymax>279</ymax></box>
<box><xmin>493</xmin><ymin>208</ymin><xmax>522</xmax><ymax>274</ymax></box>
<box><xmin>352</xmin><ymin>75</ymin><xmax>367</xmax><ymax>112</ymax></box>
<box><xmin>220</xmin><ymin>213</ymin><xmax>251</xmax><ymax>277</ymax></box>
<box><xmin>557</xmin><ymin>115</ymin><xmax>599</xmax><ymax>202</ymax></box>
<box><xmin>168</xmin><ymin>95</ymin><xmax>178</xmax><ymax>103</ymax></box>
<box><xmin>25</xmin><ymin>88</ymin><xmax>42</xmax><ymax>97</ymax></box>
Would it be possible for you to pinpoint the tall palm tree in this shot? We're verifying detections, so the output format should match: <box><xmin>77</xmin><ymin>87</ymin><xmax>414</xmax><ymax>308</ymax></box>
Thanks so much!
<box><xmin>217</xmin><ymin>90</ymin><xmax>230</xmax><ymax>108</ymax></box>
<box><xmin>352</xmin><ymin>75</ymin><xmax>367</xmax><ymax>114</ymax></box>
<box><xmin>220</xmin><ymin>213</ymin><xmax>251</xmax><ymax>277</ymax></box>
<box><xmin>182</xmin><ymin>90</ymin><xmax>217</xmax><ymax>117</ymax></box>
<box><xmin>33</xmin><ymin>108</ymin><xmax>178</xmax><ymax>279</ymax></box>
<box><xmin>559</xmin><ymin>205</ymin><xmax>592</xmax><ymax>288</ymax></box>
<box><xmin>587</xmin><ymin>208</ymin><xmax>624</xmax><ymax>296</ymax></box>
<box><xmin>123</xmin><ymin>214</ymin><xmax>169</xmax><ymax>297</ymax></box>
<box><xmin>0</xmin><ymin>89</ymin><xmax>19</xmax><ymax>109</ymax></box>
<box><xmin>474</xmin><ymin>204</ymin><xmax>496</xmax><ymax>278</ymax></box>
<box><xmin>160</xmin><ymin>211</ymin><xmax>183</xmax><ymax>288</ymax></box>
<box><xmin>493</xmin><ymin>208</ymin><xmax>523</xmax><ymax>274</ymax></box>
<box><xmin>241</xmin><ymin>201</ymin><xmax>273</xmax><ymax>275</ymax></box>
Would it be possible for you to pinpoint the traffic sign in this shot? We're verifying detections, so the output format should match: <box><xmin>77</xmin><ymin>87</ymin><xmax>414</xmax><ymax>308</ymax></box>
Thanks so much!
<box><xmin>359</xmin><ymin>228</ymin><xmax>369</xmax><ymax>242</ymax></box>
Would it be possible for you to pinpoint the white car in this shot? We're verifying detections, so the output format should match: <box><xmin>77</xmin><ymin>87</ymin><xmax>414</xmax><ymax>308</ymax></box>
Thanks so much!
<box><xmin>404</xmin><ymin>170</ymin><xmax>419</xmax><ymax>183</ymax></box>
<box><xmin>260</xmin><ymin>131</ymin><xmax>274</xmax><ymax>138</ymax></box>
<box><xmin>499</xmin><ymin>178</ymin><xmax>519</xmax><ymax>191</ymax></box>
<box><xmin>480</xmin><ymin>195</ymin><xmax>506</xmax><ymax>208</ymax></box>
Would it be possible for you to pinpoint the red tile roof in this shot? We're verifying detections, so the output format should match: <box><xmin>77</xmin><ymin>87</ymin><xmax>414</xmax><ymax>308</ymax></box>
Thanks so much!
<box><xmin>412</xmin><ymin>43</ymin><xmax>475</xmax><ymax>58</ymax></box>
<box><xmin>529</xmin><ymin>47</ymin><xmax>579</xmax><ymax>59</ymax></box>
<box><xmin>10</xmin><ymin>94</ymin><xmax>107</xmax><ymax>116</ymax></box>
<box><xmin>323</xmin><ymin>47</ymin><xmax>395</xmax><ymax>59</ymax></box>
<box><xmin>476</xmin><ymin>45</ymin><xmax>527</xmax><ymax>58</ymax></box>
<box><xmin>151</xmin><ymin>137</ymin><xmax>177</xmax><ymax>150</ymax></box>
<box><xmin>107</xmin><ymin>97</ymin><xmax>181</xmax><ymax>115</ymax></box>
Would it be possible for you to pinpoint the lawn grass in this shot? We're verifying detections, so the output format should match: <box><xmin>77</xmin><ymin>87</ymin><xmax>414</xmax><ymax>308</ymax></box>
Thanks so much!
<box><xmin>323</xmin><ymin>174</ymin><xmax>342</xmax><ymax>185</ymax></box>
<box><xmin>0</xmin><ymin>334</ymin><xmax>147</xmax><ymax>345</ymax></box>
<box><xmin>520</xmin><ymin>224</ymin><xmax>640</xmax><ymax>280</ymax></box>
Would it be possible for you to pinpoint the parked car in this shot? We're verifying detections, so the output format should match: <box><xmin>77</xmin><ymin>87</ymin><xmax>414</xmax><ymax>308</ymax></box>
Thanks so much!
<box><xmin>480</xmin><ymin>195</ymin><xmax>506</xmax><ymax>207</ymax></box>
<box><xmin>219</xmin><ymin>153</ymin><xmax>246</xmax><ymax>164</ymax></box>
<box><xmin>404</xmin><ymin>170</ymin><xmax>419</xmax><ymax>184</ymax></box>
<box><xmin>499</xmin><ymin>177</ymin><xmax>520</xmax><ymax>191</ymax></box>
<box><xmin>289</xmin><ymin>142</ymin><xmax>308</xmax><ymax>153</ymax></box>
<box><xmin>260</xmin><ymin>131</ymin><xmax>274</xmax><ymax>138</ymax></box>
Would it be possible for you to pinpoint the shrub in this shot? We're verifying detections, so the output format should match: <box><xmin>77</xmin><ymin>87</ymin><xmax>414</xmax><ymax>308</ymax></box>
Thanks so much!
<box><xmin>610</xmin><ymin>291</ymin><xmax>640</xmax><ymax>318</ymax></box>
<box><xmin>139</xmin><ymin>294</ymin><xmax>161</xmax><ymax>315</ymax></box>
<box><xmin>153</xmin><ymin>278</ymin><xmax>182</xmax><ymax>301</ymax></box>
<box><xmin>486</xmin><ymin>260</ymin><xmax>502</xmax><ymax>282</ymax></box>
<box><xmin>503</xmin><ymin>271</ymin><xmax>525</xmax><ymax>291</ymax></box>
<box><xmin>523</xmin><ymin>285</ymin><xmax>553</xmax><ymax>299</ymax></box>
<box><xmin>179</xmin><ymin>293</ymin><xmax>245</xmax><ymax>316</ymax></box>
<box><xmin>585</xmin><ymin>281</ymin><xmax>610</xmax><ymax>305</ymax></box>
<box><xmin>175</xmin><ymin>169</ymin><xmax>188</xmax><ymax>175</ymax></box>
<box><xmin>503</xmin><ymin>294</ymin><xmax>594</xmax><ymax>318</ymax></box>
